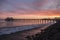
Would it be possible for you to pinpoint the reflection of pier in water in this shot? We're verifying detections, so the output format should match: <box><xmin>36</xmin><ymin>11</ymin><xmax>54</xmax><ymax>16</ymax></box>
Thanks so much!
<box><xmin>13</xmin><ymin>19</ymin><xmax>56</xmax><ymax>23</ymax></box>
<box><xmin>0</xmin><ymin>19</ymin><xmax>57</xmax><ymax>27</ymax></box>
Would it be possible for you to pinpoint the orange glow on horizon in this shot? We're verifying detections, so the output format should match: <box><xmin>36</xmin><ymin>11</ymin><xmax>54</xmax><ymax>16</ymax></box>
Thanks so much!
<box><xmin>0</xmin><ymin>9</ymin><xmax>60</xmax><ymax>19</ymax></box>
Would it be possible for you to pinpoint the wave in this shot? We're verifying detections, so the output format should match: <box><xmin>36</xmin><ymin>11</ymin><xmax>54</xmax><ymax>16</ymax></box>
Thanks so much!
<box><xmin>0</xmin><ymin>22</ymin><xmax>55</xmax><ymax>35</ymax></box>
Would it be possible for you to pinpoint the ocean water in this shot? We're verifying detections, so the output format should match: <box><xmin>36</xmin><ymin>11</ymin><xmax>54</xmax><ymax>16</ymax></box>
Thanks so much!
<box><xmin>0</xmin><ymin>19</ymin><xmax>55</xmax><ymax>27</ymax></box>
<box><xmin>0</xmin><ymin>19</ymin><xmax>56</xmax><ymax>35</ymax></box>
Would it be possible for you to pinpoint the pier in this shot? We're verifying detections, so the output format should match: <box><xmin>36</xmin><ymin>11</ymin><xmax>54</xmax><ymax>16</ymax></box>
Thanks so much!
<box><xmin>12</xmin><ymin>19</ymin><xmax>57</xmax><ymax>24</ymax></box>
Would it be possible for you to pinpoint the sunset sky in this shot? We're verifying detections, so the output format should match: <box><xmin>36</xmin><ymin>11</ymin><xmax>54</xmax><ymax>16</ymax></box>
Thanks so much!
<box><xmin>0</xmin><ymin>0</ymin><xmax>60</xmax><ymax>19</ymax></box>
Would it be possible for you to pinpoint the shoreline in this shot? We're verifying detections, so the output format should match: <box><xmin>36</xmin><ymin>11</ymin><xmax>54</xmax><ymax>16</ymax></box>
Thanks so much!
<box><xmin>0</xmin><ymin>26</ymin><xmax>44</xmax><ymax>40</ymax></box>
<box><xmin>25</xmin><ymin>22</ymin><xmax>60</xmax><ymax>40</ymax></box>
<box><xmin>0</xmin><ymin>22</ymin><xmax>55</xmax><ymax>40</ymax></box>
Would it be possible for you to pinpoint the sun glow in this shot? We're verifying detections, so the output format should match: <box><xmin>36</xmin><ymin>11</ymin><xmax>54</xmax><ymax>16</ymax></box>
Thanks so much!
<box><xmin>7</xmin><ymin>15</ymin><xmax>60</xmax><ymax>19</ymax></box>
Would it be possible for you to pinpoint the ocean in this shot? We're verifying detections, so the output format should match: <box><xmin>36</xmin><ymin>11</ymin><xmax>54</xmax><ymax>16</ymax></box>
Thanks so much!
<box><xmin>0</xmin><ymin>19</ymin><xmax>56</xmax><ymax>35</ymax></box>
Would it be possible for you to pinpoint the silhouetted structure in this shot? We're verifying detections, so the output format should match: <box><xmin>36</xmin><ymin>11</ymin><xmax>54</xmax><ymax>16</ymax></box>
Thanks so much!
<box><xmin>5</xmin><ymin>17</ymin><xmax>14</xmax><ymax>22</ymax></box>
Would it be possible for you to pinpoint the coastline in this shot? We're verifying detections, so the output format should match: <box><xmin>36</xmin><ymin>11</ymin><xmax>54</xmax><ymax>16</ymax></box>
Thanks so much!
<box><xmin>25</xmin><ymin>22</ymin><xmax>60</xmax><ymax>40</ymax></box>
<box><xmin>0</xmin><ymin>22</ymin><xmax>55</xmax><ymax>40</ymax></box>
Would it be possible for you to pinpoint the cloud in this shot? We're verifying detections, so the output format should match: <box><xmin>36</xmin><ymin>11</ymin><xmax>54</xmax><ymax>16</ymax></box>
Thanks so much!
<box><xmin>0</xmin><ymin>0</ymin><xmax>7</xmax><ymax>7</ymax></box>
<box><xmin>32</xmin><ymin>0</ymin><xmax>60</xmax><ymax>10</ymax></box>
<box><xmin>1</xmin><ymin>0</ymin><xmax>60</xmax><ymax>13</ymax></box>
<box><xmin>0</xmin><ymin>0</ymin><xmax>5</xmax><ymax>5</ymax></box>
<box><xmin>0</xmin><ymin>0</ymin><xmax>60</xmax><ymax>18</ymax></box>
<box><xmin>0</xmin><ymin>0</ymin><xmax>7</xmax><ymax>11</ymax></box>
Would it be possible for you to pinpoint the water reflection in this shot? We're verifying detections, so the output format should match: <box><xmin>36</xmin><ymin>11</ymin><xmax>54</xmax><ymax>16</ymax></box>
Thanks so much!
<box><xmin>0</xmin><ymin>19</ymin><xmax>56</xmax><ymax>28</ymax></box>
<box><xmin>6</xmin><ymin>21</ymin><xmax>13</xmax><ymax>27</ymax></box>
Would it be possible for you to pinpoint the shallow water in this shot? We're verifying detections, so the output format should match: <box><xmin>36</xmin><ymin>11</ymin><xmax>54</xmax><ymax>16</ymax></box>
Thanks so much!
<box><xmin>0</xmin><ymin>22</ymin><xmax>54</xmax><ymax>35</ymax></box>
<box><xmin>0</xmin><ymin>19</ymin><xmax>55</xmax><ymax>28</ymax></box>
<box><xmin>0</xmin><ymin>19</ymin><xmax>55</xmax><ymax>40</ymax></box>
<box><xmin>0</xmin><ymin>22</ymin><xmax>55</xmax><ymax>40</ymax></box>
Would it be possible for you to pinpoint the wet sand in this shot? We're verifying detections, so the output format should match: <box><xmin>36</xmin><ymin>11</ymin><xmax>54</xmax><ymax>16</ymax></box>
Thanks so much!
<box><xmin>0</xmin><ymin>27</ymin><xmax>42</xmax><ymax>40</ymax></box>
<box><xmin>1</xmin><ymin>26</ymin><xmax>50</xmax><ymax>40</ymax></box>
<box><xmin>0</xmin><ymin>23</ymin><xmax>55</xmax><ymax>40</ymax></box>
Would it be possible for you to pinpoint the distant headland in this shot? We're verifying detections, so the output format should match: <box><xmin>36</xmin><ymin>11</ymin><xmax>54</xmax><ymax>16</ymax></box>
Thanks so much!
<box><xmin>5</xmin><ymin>17</ymin><xmax>14</xmax><ymax>22</ymax></box>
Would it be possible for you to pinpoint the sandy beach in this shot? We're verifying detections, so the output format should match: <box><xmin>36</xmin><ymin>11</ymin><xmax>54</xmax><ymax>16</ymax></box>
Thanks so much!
<box><xmin>0</xmin><ymin>22</ymin><xmax>55</xmax><ymax>40</ymax></box>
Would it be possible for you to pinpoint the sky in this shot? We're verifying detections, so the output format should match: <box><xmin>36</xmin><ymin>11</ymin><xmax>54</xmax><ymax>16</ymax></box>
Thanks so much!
<box><xmin>0</xmin><ymin>0</ymin><xmax>60</xmax><ymax>19</ymax></box>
